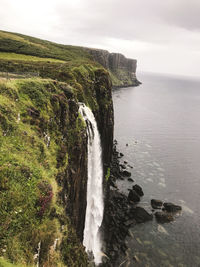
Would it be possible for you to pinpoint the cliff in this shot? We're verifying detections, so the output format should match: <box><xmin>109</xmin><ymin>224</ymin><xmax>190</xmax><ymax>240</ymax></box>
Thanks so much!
<box><xmin>86</xmin><ymin>48</ymin><xmax>141</xmax><ymax>87</ymax></box>
<box><xmin>0</xmin><ymin>30</ymin><xmax>113</xmax><ymax>266</ymax></box>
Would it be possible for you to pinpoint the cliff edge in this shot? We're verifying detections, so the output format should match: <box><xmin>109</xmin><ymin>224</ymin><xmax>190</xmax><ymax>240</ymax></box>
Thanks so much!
<box><xmin>86</xmin><ymin>48</ymin><xmax>141</xmax><ymax>87</ymax></box>
<box><xmin>0</xmin><ymin>30</ymin><xmax>113</xmax><ymax>267</ymax></box>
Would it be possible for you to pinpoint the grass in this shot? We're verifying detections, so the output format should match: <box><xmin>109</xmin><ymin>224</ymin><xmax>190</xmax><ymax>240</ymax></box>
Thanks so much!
<box><xmin>0</xmin><ymin>30</ymin><xmax>113</xmax><ymax>266</ymax></box>
<box><xmin>0</xmin><ymin>257</ymin><xmax>32</xmax><ymax>267</ymax></box>
<box><xmin>0</xmin><ymin>52</ymin><xmax>65</xmax><ymax>63</ymax></box>
<box><xmin>0</xmin><ymin>78</ymin><xmax>88</xmax><ymax>266</ymax></box>
<box><xmin>0</xmin><ymin>30</ymin><xmax>94</xmax><ymax>63</ymax></box>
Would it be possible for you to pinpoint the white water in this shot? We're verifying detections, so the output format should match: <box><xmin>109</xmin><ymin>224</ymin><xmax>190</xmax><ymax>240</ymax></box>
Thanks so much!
<box><xmin>79</xmin><ymin>103</ymin><xmax>104</xmax><ymax>265</ymax></box>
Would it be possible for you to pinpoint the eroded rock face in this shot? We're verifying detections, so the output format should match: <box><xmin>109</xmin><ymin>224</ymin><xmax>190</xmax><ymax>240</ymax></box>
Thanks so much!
<box><xmin>63</xmin><ymin>69</ymin><xmax>114</xmax><ymax>241</ymax></box>
<box><xmin>86</xmin><ymin>48</ymin><xmax>141</xmax><ymax>87</ymax></box>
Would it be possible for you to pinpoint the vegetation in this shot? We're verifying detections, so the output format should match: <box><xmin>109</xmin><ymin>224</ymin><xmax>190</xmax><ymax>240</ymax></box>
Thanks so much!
<box><xmin>0</xmin><ymin>30</ymin><xmax>113</xmax><ymax>266</ymax></box>
<box><xmin>0</xmin><ymin>52</ymin><xmax>65</xmax><ymax>63</ymax></box>
<box><xmin>0</xmin><ymin>78</ymin><xmax>88</xmax><ymax>266</ymax></box>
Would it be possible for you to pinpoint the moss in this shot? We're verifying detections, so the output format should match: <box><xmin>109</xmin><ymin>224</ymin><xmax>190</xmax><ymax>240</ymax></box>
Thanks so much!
<box><xmin>105</xmin><ymin>167</ymin><xmax>111</xmax><ymax>181</ymax></box>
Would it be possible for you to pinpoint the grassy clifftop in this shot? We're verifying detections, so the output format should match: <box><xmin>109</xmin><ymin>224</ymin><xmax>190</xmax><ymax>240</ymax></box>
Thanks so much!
<box><xmin>0</xmin><ymin>31</ymin><xmax>114</xmax><ymax>266</ymax></box>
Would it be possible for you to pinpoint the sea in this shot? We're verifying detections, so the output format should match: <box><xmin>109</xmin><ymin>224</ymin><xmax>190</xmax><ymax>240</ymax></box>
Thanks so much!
<box><xmin>112</xmin><ymin>72</ymin><xmax>200</xmax><ymax>267</ymax></box>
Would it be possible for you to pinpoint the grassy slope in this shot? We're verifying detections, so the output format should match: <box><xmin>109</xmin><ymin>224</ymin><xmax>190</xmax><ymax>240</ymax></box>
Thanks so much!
<box><xmin>0</xmin><ymin>78</ymin><xmax>89</xmax><ymax>266</ymax></box>
<box><xmin>0</xmin><ymin>31</ymin><xmax>112</xmax><ymax>266</ymax></box>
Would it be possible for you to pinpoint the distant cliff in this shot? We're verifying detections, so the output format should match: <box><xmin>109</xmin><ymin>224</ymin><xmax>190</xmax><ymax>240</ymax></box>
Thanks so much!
<box><xmin>86</xmin><ymin>48</ymin><xmax>141</xmax><ymax>87</ymax></box>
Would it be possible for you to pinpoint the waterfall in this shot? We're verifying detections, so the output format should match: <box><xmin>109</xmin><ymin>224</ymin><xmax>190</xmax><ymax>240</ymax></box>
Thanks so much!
<box><xmin>79</xmin><ymin>103</ymin><xmax>104</xmax><ymax>265</ymax></box>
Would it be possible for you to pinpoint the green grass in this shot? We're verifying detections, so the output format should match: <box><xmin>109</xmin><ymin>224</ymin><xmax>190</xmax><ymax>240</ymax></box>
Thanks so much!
<box><xmin>0</xmin><ymin>257</ymin><xmax>32</xmax><ymax>267</ymax></box>
<box><xmin>0</xmin><ymin>78</ymin><xmax>88</xmax><ymax>266</ymax></box>
<box><xmin>0</xmin><ymin>30</ymin><xmax>113</xmax><ymax>266</ymax></box>
<box><xmin>0</xmin><ymin>52</ymin><xmax>65</xmax><ymax>63</ymax></box>
<box><xmin>0</xmin><ymin>30</ymin><xmax>94</xmax><ymax>63</ymax></box>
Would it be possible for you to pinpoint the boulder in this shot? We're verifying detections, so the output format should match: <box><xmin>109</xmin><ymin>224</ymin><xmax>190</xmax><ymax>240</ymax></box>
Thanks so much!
<box><xmin>151</xmin><ymin>199</ymin><xmax>163</xmax><ymax>209</ymax></box>
<box><xmin>128</xmin><ymin>190</ymin><xmax>140</xmax><ymax>202</ymax></box>
<box><xmin>163</xmin><ymin>202</ymin><xmax>182</xmax><ymax>212</ymax></box>
<box><xmin>155</xmin><ymin>211</ymin><xmax>174</xmax><ymax>223</ymax></box>
<box><xmin>121</xmin><ymin>170</ymin><xmax>131</xmax><ymax>177</ymax></box>
<box><xmin>130</xmin><ymin>207</ymin><xmax>153</xmax><ymax>223</ymax></box>
<box><xmin>133</xmin><ymin>184</ymin><xmax>144</xmax><ymax>197</ymax></box>
<box><xmin>128</xmin><ymin>178</ymin><xmax>134</xmax><ymax>182</ymax></box>
<box><xmin>119</xmin><ymin>164</ymin><xmax>126</xmax><ymax>169</ymax></box>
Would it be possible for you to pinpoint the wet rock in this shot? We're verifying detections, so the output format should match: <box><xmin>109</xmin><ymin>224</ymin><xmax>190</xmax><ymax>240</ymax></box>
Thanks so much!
<box><xmin>133</xmin><ymin>184</ymin><xmax>144</xmax><ymax>197</ymax></box>
<box><xmin>119</xmin><ymin>152</ymin><xmax>124</xmax><ymax>157</ymax></box>
<box><xmin>121</xmin><ymin>170</ymin><xmax>131</xmax><ymax>177</ymax></box>
<box><xmin>128</xmin><ymin>178</ymin><xmax>134</xmax><ymax>182</ymax></box>
<box><xmin>124</xmin><ymin>161</ymin><xmax>128</xmax><ymax>164</ymax></box>
<box><xmin>163</xmin><ymin>202</ymin><xmax>182</xmax><ymax>212</ymax></box>
<box><xmin>119</xmin><ymin>164</ymin><xmax>126</xmax><ymax>169</ymax></box>
<box><xmin>130</xmin><ymin>207</ymin><xmax>153</xmax><ymax>223</ymax></box>
<box><xmin>151</xmin><ymin>199</ymin><xmax>163</xmax><ymax>209</ymax></box>
<box><xmin>155</xmin><ymin>211</ymin><xmax>174</xmax><ymax>223</ymax></box>
<box><xmin>128</xmin><ymin>190</ymin><xmax>140</xmax><ymax>203</ymax></box>
<box><xmin>124</xmin><ymin>219</ymin><xmax>136</xmax><ymax>227</ymax></box>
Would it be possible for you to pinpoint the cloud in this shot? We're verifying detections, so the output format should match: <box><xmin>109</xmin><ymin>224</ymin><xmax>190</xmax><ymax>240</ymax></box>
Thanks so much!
<box><xmin>0</xmin><ymin>0</ymin><xmax>200</xmax><ymax>76</ymax></box>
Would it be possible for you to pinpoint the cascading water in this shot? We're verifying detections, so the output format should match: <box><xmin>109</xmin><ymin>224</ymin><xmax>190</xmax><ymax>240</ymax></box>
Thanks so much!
<box><xmin>79</xmin><ymin>103</ymin><xmax>104</xmax><ymax>265</ymax></box>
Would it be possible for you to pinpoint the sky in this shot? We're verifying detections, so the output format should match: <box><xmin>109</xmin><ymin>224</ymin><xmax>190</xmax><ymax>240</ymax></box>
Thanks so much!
<box><xmin>1</xmin><ymin>0</ymin><xmax>200</xmax><ymax>77</ymax></box>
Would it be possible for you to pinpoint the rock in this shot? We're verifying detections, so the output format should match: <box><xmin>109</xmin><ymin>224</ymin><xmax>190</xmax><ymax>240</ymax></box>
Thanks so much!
<box><xmin>163</xmin><ymin>202</ymin><xmax>182</xmax><ymax>212</ymax></box>
<box><xmin>133</xmin><ymin>184</ymin><xmax>144</xmax><ymax>197</ymax></box>
<box><xmin>128</xmin><ymin>178</ymin><xmax>134</xmax><ymax>182</ymax></box>
<box><xmin>130</xmin><ymin>207</ymin><xmax>153</xmax><ymax>223</ymax></box>
<box><xmin>155</xmin><ymin>211</ymin><xmax>174</xmax><ymax>223</ymax></box>
<box><xmin>128</xmin><ymin>190</ymin><xmax>140</xmax><ymax>202</ymax></box>
<box><xmin>121</xmin><ymin>170</ymin><xmax>131</xmax><ymax>177</ymax></box>
<box><xmin>151</xmin><ymin>199</ymin><xmax>163</xmax><ymax>209</ymax></box>
<box><xmin>119</xmin><ymin>152</ymin><xmax>124</xmax><ymax>157</ymax></box>
<box><xmin>124</xmin><ymin>161</ymin><xmax>128</xmax><ymax>164</ymax></box>
<box><xmin>128</xmin><ymin>164</ymin><xmax>133</xmax><ymax>168</ymax></box>
<box><xmin>119</xmin><ymin>164</ymin><xmax>126</xmax><ymax>169</ymax></box>
<box><xmin>126</xmin><ymin>143</ymin><xmax>128</xmax><ymax>146</ymax></box>
<box><xmin>124</xmin><ymin>219</ymin><xmax>136</xmax><ymax>227</ymax></box>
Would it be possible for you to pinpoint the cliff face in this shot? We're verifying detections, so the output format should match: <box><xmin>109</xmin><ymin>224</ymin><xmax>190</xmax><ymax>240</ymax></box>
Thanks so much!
<box><xmin>86</xmin><ymin>48</ymin><xmax>141</xmax><ymax>87</ymax></box>
<box><xmin>0</xmin><ymin>31</ymin><xmax>114</xmax><ymax>266</ymax></box>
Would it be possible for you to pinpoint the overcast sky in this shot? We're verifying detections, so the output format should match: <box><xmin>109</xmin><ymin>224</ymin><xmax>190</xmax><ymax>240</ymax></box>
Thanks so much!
<box><xmin>1</xmin><ymin>0</ymin><xmax>200</xmax><ymax>77</ymax></box>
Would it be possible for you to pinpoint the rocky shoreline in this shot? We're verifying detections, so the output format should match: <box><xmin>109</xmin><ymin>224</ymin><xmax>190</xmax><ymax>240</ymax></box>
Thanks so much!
<box><xmin>102</xmin><ymin>140</ymin><xmax>182</xmax><ymax>266</ymax></box>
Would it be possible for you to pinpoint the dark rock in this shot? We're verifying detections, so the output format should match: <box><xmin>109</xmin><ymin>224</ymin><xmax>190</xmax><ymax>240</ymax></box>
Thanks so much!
<box><xmin>151</xmin><ymin>199</ymin><xmax>163</xmax><ymax>209</ymax></box>
<box><xmin>155</xmin><ymin>211</ymin><xmax>174</xmax><ymax>223</ymax></box>
<box><xmin>121</xmin><ymin>170</ymin><xmax>131</xmax><ymax>177</ymax></box>
<box><xmin>128</xmin><ymin>164</ymin><xmax>133</xmax><ymax>168</ymax></box>
<box><xmin>126</xmin><ymin>143</ymin><xmax>128</xmax><ymax>146</ymax></box>
<box><xmin>119</xmin><ymin>152</ymin><xmax>124</xmax><ymax>157</ymax></box>
<box><xmin>130</xmin><ymin>207</ymin><xmax>153</xmax><ymax>223</ymax></box>
<box><xmin>114</xmin><ymin>139</ymin><xmax>118</xmax><ymax>145</ymax></box>
<box><xmin>119</xmin><ymin>164</ymin><xmax>126</xmax><ymax>169</ymax></box>
<box><xmin>124</xmin><ymin>219</ymin><xmax>136</xmax><ymax>226</ymax></box>
<box><xmin>133</xmin><ymin>184</ymin><xmax>144</xmax><ymax>197</ymax></box>
<box><xmin>124</xmin><ymin>161</ymin><xmax>128</xmax><ymax>164</ymax></box>
<box><xmin>128</xmin><ymin>190</ymin><xmax>140</xmax><ymax>203</ymax></box>
<box><xmin>163</xmin><ymin>202</ymin><xmax>182</xmax><ymax>212</ymax></box>
<box><xmin>128</xmin><ymin>178</ymin><xmax>134</xmax><ymax>182</ymax></box>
